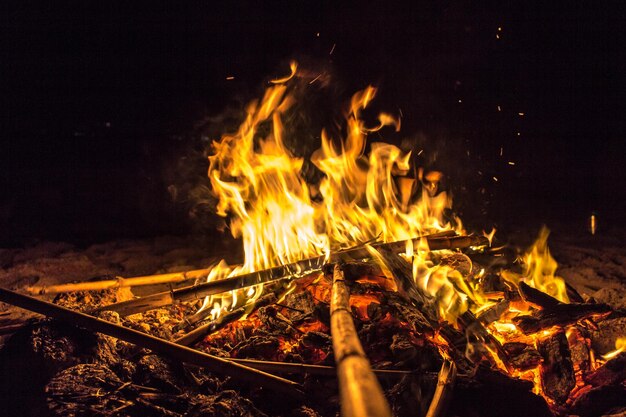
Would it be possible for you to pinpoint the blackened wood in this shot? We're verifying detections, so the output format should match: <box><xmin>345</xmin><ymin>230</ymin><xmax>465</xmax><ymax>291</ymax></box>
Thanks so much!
<box><xmin>566</xmin><ymin>327</ymin><xmax>591</xmax><ymax>373</ymax></box>
<box><xmin>502</xmin><ymin>342</ymin><xmax>542</xmax><ymax>371</ymax></box>
<box><xmin>224</xmin><ymin>358</ymin><xmax>415</xmax><ymax>379</ymax></box>
<box><xmin>94</xmin><ymin>234</ymin><xmax>489</xmax><ymax>316</ymax></box>
<box><xmin>452</xmin><ymin>367</ymin><xmax>552</xmax><ymax>417</ymax></box>
<box><xmin>517</xmin><ymin>281</ymin><xmax>561</xmax><ymax>309</ymax></box>
<box><xmin>537</xmin><ymin>331</ymin><xmax>575</xmax><ymax>404</ymax></box>
<box><xmin>565</xmin><ymin>283</ymin><xmax>585</xmax><ymax>303</ymax></box>
<box><xmin>0</xmin><ymin>287</ymin><xmax>304</xmax><ymax>399</ymax></box>
<box><xmin>330</xmin><ymin>264</ymin><xmax>392</xmax><ymax>417</ymax></box>
<box><xmin>584</xmin><ymin>352</ymin><xmax>626</xmax><ymax>387</ymax></box>
<box><xmin>375</xmin><ymin>248</ymin><xmax>479</xmax><ymax>373</ymax></box>
<box><xmin>513</xmin><ymin>303</ymin><xmax>612</xmax><ymax>334</ymax></box>
<box><xmin>570</xmin><ymin>385</ymin><xmax>626</xmax><ymax>417</ymax></box>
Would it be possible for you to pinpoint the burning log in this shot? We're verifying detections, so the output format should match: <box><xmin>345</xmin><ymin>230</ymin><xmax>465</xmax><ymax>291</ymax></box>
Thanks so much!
<box><xmin>502</xmin><ymin>342</ymin><xmax>543</xmax><ymax>371</ymax></box>
<box><xmin>425</xmin><ymin>359</ymin><xmax>456</xmax><ymax>417</ymax></box>
<box><xmin>513</xmin><ymin>302</ymin><xmax>612</xmax><ymax>334</ymax></box>
<box><xmin>94</xmin><ymin>234</ymin><xmax>489</xmax><ymax>317</ymax></box>
<box><xmin>537</xmin><ymin>331</ymin><xmax>576</xmax><ymax>404</ymax></box>
<box><xmin>584</xmin><ymin>352</ymin><xmax>626</xmax><ymax>387</ymax></box>
<box><xmin>517</xmin><ymin>281</ymin><xmax>561</xmax><ymax>309</ymax></box>
<box><xmin>25</xmin><ymin>269</ymin><xmax>213</xmax><ymax>295</ymax></box>
<box><xmin>0</xmin><ymin>287</ymin><xmax>304</xmax><ymax>399</ymax></box>
<box><xmin>175</xmin><ymin>293</ymin><xmax>277</xmax><ymax>346</ymax></box>
<box><xmin>330</xmin><ymin>264</ymin><xmax>392</xmax><ymax>417</ymax></box>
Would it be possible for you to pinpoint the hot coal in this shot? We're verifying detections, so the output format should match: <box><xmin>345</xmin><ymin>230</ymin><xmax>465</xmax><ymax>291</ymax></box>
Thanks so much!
<box><xmin>537</xmin><ymin>331</ymin><xmax>576</xmax><ymax>404</ymax></box>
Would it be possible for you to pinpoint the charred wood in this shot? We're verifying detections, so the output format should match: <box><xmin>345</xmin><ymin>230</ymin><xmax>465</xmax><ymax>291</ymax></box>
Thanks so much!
<box><xmin>537</xmin><ymin>331</ymin><xmax>576</xmax><ymax>404</ymax></box>
<box><xmin>584</xmin><ymin>352</ymin><xmax>626</xmax><ymax>387</ymax></box>
<box><xmin>0</xmin><ymin>287</ymin><xmax>305</xmax><ymax>399</ymax></box>
<box><xmin>570</xmin><ymin>385</ymin><xmax>626</xmax><ymax>417</ymax></box>
<box><xmin>502</xmin><ymin>342</ymin><xmax>543</xmax><ymax>371</ymax></box>
<box><xmin>175</xmin><ymin>293</ymin><xmax>276</xmax><ymax>346</ymax></box>
<box><xmin>517</xmin><ymin>281</ymin><xmax>561</xmax><ymax>309</ymax></box>
<box><xmin>450</xmin><ymin>367</ymin><xmax>552</xmax><ymax>417</ymax></box>
<box><xmin>513</xmin><ymin>302</ymin><xmax>612</xmax><ymax>334</ymax></box>
<box><xmin>93</xmin><ymin>234</ymin><xmax>489</xmax><ymax>317</ymax></box>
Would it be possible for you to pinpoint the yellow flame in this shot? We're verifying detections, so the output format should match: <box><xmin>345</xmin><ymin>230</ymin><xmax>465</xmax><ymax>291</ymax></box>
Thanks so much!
<box><xmin>522</xmin><ymin>227</ymin><xmax>569</xmax><ymax>303</ymax></box>
<box><xmin>196</xmin><ymin>63</ymin><xmax>618</xmax><ymax>407</ymax></box>
<box><xmin>602</xmin><ymin>337</ymin><xmax>626</xmax><ymax>360</ymax></box>
<box><xmin>203</xmin><ymin>63</ymin><xmax>459</xmax><ymax>318</ymax></box>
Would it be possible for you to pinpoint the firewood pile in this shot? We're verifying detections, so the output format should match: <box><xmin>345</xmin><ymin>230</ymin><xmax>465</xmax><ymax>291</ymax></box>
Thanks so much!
<box><xmin>0</xmin><ymin>231</ymin><xmax>624</xmax><ymax>417</ymax></box>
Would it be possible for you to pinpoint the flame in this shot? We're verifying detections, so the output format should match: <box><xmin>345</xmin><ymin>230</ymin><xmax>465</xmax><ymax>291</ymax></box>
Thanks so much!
<box><xmin>198</xmin><ymin>64</ymin><xmax>610</xmax><ymax>410</ymax></box>
<box><xmin>203</xmin><ymin>63</ymin><xmax>458</xmax><ymax>318</ymax></box>
<box><xmin>602</xmin><ymin>337</ymin><xmax>626</xmax><ymax>360</ymax></box>
<box><xmin>522</xmin><ymin>227</ymin><xmax>569</xmax><ymax>303</ymax></box>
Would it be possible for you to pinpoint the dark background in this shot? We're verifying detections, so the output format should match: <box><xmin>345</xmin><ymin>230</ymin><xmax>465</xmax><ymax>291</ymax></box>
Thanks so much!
<box><xmin>1</xmin><ymin>0</ymin><xmax>625</xmax><ymax>246</ymax></box>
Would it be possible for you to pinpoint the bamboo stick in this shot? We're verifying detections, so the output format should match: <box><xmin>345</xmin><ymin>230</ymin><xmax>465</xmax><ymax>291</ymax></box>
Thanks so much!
<box><xmin>95</xmin><ymin>234</ymin><xmax>489</xmax><ymax>317</ymax></box>
<box><xmin>223</xmin><ymin>358</ymin><xmax>418</xmax><ymax>379</ymax></box>
<box><xmin>26</xmin><ymin>269</ymin><xmax>213</xmax><ymax>295</ymax></box>
<box><xmin>330</xmin><ymin>264</ymin><xmax>392</xmax><ymax>417</ymax></box>
<box><xmin>25</xmin><ymin>231</ymin><xmax>462</xmax><ymax>296</ymax></box>
<box><xmin>425</xmin><ymin>359</ymin><xmax>457</xmax><ymax>417</ymax></box>
<box><xmin>0</xmin><ymin>287</ymin><xmax>304</xmax><ymax>399</ymax></box>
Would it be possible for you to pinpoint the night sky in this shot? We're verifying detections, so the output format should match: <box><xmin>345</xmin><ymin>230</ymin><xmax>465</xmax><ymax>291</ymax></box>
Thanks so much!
<box><xmin>2</xmin><ymin>1</ymin><xmax>625</xmax><ymax>245</ymax></box>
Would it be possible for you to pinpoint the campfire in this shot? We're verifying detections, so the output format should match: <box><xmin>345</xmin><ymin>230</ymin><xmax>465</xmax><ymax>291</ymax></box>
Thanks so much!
<box><xmin>0</xmin><ymin>63</ymin><xmax>624</xmax><ymax>417</ymax></box>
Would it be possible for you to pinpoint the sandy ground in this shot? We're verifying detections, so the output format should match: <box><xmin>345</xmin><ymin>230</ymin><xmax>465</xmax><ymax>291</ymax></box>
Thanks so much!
<box><xmin>1</xmin><ymin>228</ymin><xmax>625</xmax><ymax>343</ymax></box>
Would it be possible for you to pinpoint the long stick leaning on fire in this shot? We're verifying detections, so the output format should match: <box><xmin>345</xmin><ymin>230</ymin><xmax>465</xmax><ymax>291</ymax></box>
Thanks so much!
<box><xmin>84</xmin><ymin>232</ymin><xmax>489</xmax><ymax>317</ymax></box>
<box><xmin>0</xmin><ymin>287</ymin><xmax>305</xmax><ymax>399</ymax></box>
<box><xmin>25</xmin><ymin>231</ymin><xmax>476</xmax><ymax>295</ymax></box>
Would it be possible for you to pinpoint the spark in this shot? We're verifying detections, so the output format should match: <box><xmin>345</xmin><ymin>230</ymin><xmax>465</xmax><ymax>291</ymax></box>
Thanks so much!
<box><xmin>493</xmin><ymin>176</ymin><xmax>498</xmax><ymax>182</ymax></box>
<box><xmin>417</xmin><ymin>149</ymin><xmax>424</xmax><ymax>156</ymax></box>
<box><xmin>497</xmin><ymin>105</ymin><xmax>501</xmax><ymax>111</ymax></box>
<box><xmin>309</xmin><ymin>74</ymin><xmax>322</xmax><ymax>85</ymax></box>
<box><xmin>518</xmin><ymin>112</ymin><xmax>525</xmax><ymax>116</ymax></box>
<box><xmin>508</xmin><ymin>161</ymin><xmax>515</xmax><ymax>166</ymax></box>
<box><xmin>329</xmin><ymin>43</ymin><xmax>336</xmax><ymax>55</ymax></box>
<box><xmin>590</xmin><ymin>213</ymin><xmax>597</xmax><ymax>235</ymax></box>
<box><xmin>226</xmin><ymin>76</ymin><xmax>235</xmax><ymax>80</ymax></box>
<box><xmin>500</xmin><ymin>147</ymin><xmax>503</xmax><ymax>156</ymax></box>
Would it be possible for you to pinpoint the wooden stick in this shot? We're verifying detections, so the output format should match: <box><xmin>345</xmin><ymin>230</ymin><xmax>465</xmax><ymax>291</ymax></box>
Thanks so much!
<box><xmin>0</xmin><ymin>287</ymin><xmax>304</xmax><ymax>399</ymax></box>
<box><xmin>25</xmin><ymin>233</ymin><xmax>460</xmax><ymax>295</ymax></box>
<box><xmin>95</xmin><ymin>234</ymin><xmax>489</xmax><ymax>317</ymax></box>
<box><xmin>330</xmin><ymin>264</ymin><xmax>392</xmax><ymax>417</ymax></box>
<box><xmin>26</xmin><ymin>269</ymin><xmax>212</xmax><ymax>295</ymax></box>
<box><xmin>223</xmin><ymin>358</ymin><xmax>418</xmax><ymax>379</ymax></box>
<box><xmin>175</xmin><ymin>293</ymin><xmax>276</xmax><ymax>346</ymax></box>
<box><xmin>425</xmin><ymin>359</ymin><xmax>457</xmax><ymax>417</ymax></box>
<box><xmin>513</xmin><ymin>303</ymin><xmax>612</xmax><ymax>334</ymax></box>
<box><xmin>517</xmin><ymin>281</ymin><xmax>561</xmax><ymax>309</ymax></box>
